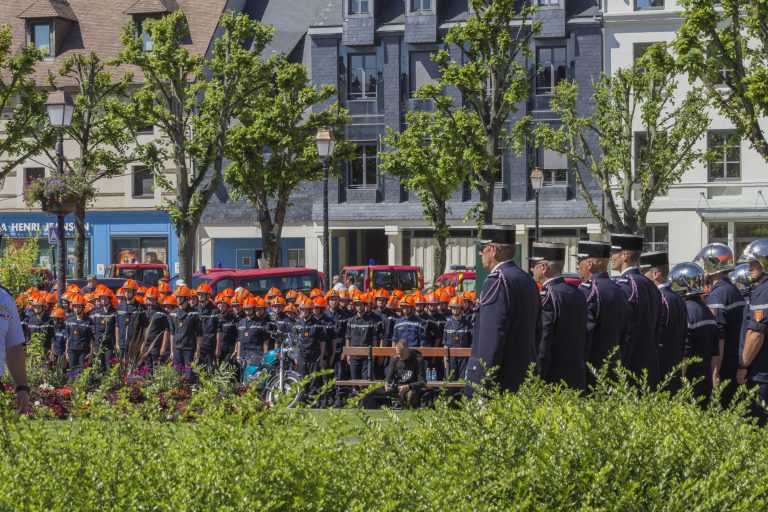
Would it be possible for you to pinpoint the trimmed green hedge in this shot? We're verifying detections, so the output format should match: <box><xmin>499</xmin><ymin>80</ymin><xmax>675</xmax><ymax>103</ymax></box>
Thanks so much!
<box><xmin>1</xmin><ymin>378</ymin><xmax>768</xmax><ymax>511</ymax></box>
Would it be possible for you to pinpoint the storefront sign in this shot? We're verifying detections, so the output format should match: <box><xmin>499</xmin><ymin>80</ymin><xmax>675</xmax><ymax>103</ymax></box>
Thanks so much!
<box><xmin>0</xmin><ymin>222</ymin><xmax>91</xmax><ymax>238</ymax></box>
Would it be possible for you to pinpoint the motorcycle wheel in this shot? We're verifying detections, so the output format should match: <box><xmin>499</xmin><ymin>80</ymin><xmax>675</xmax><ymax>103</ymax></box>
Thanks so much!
<box><xmin>264</xmin><ymin>372</ymin><xmax>303</xmax><ymax>408</ymax></box>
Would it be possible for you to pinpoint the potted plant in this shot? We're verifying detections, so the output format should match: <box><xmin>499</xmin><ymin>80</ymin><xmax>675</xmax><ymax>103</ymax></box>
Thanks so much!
<box><xmin>23</xmin><ymin>173</ymin><xmax>93</xmax><ymax>215</ymax></box>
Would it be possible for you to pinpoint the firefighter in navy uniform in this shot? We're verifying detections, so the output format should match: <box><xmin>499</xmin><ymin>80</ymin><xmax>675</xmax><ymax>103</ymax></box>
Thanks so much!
<box><xmin>116</xmin><ymin>279</ymin><xmax>148</xmax><ymax>363</ymax></box>
<box><xmin>465</xmin><ymin>226</ymin><xmax>540</xmax><ymax>396</ymax></box>
<box><xmin>50</xmin><ymin>307</ymin><xmax>68</xmax><ymax>363</ymax></box>
<box><xmin>25</xmin><ymin>294</ymin><xmax>53</xmax><ymax>356</ymax></box>
<box><xmin>326</xmin><ymin>291</ymin><xmax>351</xmax><ymax>407</ymax></box>
<box><xmin>441</xmin><ymin>296</ymin><xmax>472</xmax><ymax>381</ymax></box>
<box><xmin>271</xmin><ymin>297</ymin><xmax>294</xmax><ymax>343</ymax></box>
<box><xmin>392</xmin><ymin>297</ymin><xmax>427</xmax><ymax>348</ymax></box>
<box><xmin>168</xmin><ymin>286</ymin><xmax>202</xmax><ymax>368</ymax></box>
<box><xmin>669</xmin><ymin>262</ymin><xmax>718</xmax><ymax>406</ymax></box>
<box><xmin>196</xmin><ymin>283</ymin><xmax>219</xmax><ymax>371</ymax></box>
<box><xmin>736</xmin><ymin>239</ymin><xmax>768</xmax><ymax>425</ymax></box>
<box><xmin>235</xmin><ymin>297</ymin><xmax>273</xmax><ymax>368</ymax></box>
<box><xmin>65</xmin><ymin>294</ymin><xmax>95</xmax><ymax>377</ymax></box>
<box><xmin>215</xmin><ymin>296</ymin><xmax>239</xmax><ymax>366</ymax></box>
<box><xmin>530</xmin><ymin>242</ymin><xmax>588</xmax><ymax>391</ymax></box>
<box><xmin>344</xmin><ymin>294</ymin><xmax>381</xmax><ymax>381</ymax></box>
<box><xmin>313</xmin><ymin>297</ymin><xmax>336</xmax><ymax>407</ymax></box>
<box><xmin>143</xmin><ymin>287</ymin><xmax>170</xmax><ymax>370</ymax></box>
<box><xmin>695</xmin><ymin>243</ymin><xmax>745</xmax><ymax>408</ymax></box>
<box><xmin>641</xmin><ymin>251</ymin><xmax>687</xmax><ymax>392</ymax></box>
<box><xmin>292</xmin><ymin>300</ymin><xmax>327</xmax><ymax>403</ymax></box>
<box><xmin>610</xmin><ymin>233</ymin><xmax>662</xmax><ymax>389</ymax></box>
<box><xmin>575</xmin><ymin>241</ymin><xmax>628</xmax><ymax>389</ymax></box>
<box><xmin>92</xmin><ymin>289</ymin><xmax>117</xmax><ymax>374</ymax></box>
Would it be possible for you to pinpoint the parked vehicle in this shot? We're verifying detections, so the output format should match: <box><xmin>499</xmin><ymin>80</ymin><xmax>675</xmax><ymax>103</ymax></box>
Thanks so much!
<box><xmin>433</xmin><ymin>266</ymin><xmax>476</xmax><ymax>292</ymax></box>
<box><xmin>241</xmin><ymin>331</ymin><xmax>303</xmax><ymax>408</ymax></box>
<box><xmin>191</xmin><ymin>267</ymin><xmax>323</xmax><ymax>297</ymax></box>
<box><xmin>105</xmin><ymin>263</ymin><xmax>169</xmax><ymax>286</ymax></box>
<box><xmin>340</xmin><ymin>265</ymin><xmax>424</xmax><ymax>293</ymax></box>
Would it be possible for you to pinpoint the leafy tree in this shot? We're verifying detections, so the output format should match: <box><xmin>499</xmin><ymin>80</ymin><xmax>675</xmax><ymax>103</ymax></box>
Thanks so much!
<box><xmin>675</xmin><ymin>0</ymin><xmax>768</xmax><ymax>159</ymax></box>
<box><xmin>416</xmin><ymin>0</ymin><xmax>539</xmax><ymax>225</ymax></box>
<box><xmin>225</xmin><ymin>57</ymin><xmax>352</xmax><ymax>268</ymax></box>
<box><xmin>0</xmin><ymin>24</ymin><xmax>52</xmax><ymax>181</ymax></box>
<box><xmin>0</xmin><ymin>235</ymin><xmax>41</xmax><ymax>298</ymax></box>
<box><xmin>536</xmin><ymin>44</ymin><xmax>710</xmax><ymax>234</ymax></box>
<box><xmin>114</xmin><ymin>11</ymin><xmax>273</xmax><ymax>282</ymax></box>
<box><xmin>379</xmin><ymin>110</ymin><xmax>476</xmax><ymax>278</ymax></box>
<box><xmin>52</xmin><ymin>52</ymin><xmax>134</xmax><ymax>277</ymax></box>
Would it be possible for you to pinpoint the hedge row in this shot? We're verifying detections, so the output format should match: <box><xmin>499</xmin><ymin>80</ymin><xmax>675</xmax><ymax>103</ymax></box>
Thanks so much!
<box><xmin>1</xmin><ymin>377</ymin><xmax>767</xmax><ymax>511</ymax></box>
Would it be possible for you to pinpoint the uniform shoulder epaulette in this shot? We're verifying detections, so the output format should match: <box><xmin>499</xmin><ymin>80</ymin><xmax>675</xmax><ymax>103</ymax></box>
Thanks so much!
<box><xmin>616</xmin><ymin>277</ymin><xmax>629</xmax><ymax>284</ymax></box>
<box><xmin>539</xmin><ymin>289</ymin><xmax>548</xmax><ymax>297</ymax></box>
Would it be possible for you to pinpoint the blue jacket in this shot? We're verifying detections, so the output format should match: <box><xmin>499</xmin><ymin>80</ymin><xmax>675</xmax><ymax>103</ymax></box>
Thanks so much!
<box><xmin>442</xmin><ymin>314</ymin><xmax>472</xmax><ymax>348</ymax></box>
<box><xmin>465</xmin><ymin>260</ymin><xmax>540</xmax><ymax>395</ymax></box>
<box><xmin>393</xmin><ymin>315</ymin><xmax>426</xmax><ymax>348</ymax></box>
<box><xmin>684</xmin><ymin>296</ymin><xmax>718</xmax><ymax>399</ymax></box>
<box><xmin>706</xmin><ymin>278</ymin><xmax>745</xmax><ymax>378</ymax></box>
<box><xmin>536</xmin><ymin>276</ymin><xmax>588</xmax><ymax>390</ymax></box>
<box><xmin>616</xmin><ymin>267</ymin><xmax>662</xmax><ymax>388</ymax></box>
<box><xmin>657</xmin><ymin>283</ymin><xmax>687</xmax><ymax>380</ymax></box>
<box><xmin>580</xmin><ymin>272</ymin><xmax>627</xmax><ymax>379</ymax></box>
<box><xmin>745</xmin><ymin>275</ymin><xmax>768</xmax><ymax>382</ymax></box>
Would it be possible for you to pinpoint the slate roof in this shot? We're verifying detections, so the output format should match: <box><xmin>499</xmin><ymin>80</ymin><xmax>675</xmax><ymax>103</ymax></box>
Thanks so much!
<box><xmin>244</xmin><ymin>0</ymin><xmax>316</xmax><ymax>57</ymax></box>
<box><xmin>124</xmin><ymin>0</ymin><xmax>180</xmax><ymax>15</ymax></box>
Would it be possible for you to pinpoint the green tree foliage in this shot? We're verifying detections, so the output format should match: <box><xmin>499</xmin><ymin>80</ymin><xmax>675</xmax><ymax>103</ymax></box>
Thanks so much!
<box><xmin>675</xmin><ymin>0</ymin><xmax>768</xmax><ymax>159</ymax></box>
<box><xmin>224</xmin><ymin>58</ymin><xmax>352</xmax><ymax>268</ymax></box>
<box><xmin>0</xmin><ymin>24</ymin><xmax>52</xmax><ymax>181</ymax></box>
<box><xmin>536</xmin><ymin>45</ymin><xmax>710</xmax><ymax>234</ymax></box>
<box><xmin>416</xmin><ymin>0</ymin><xmax>539</xmax><ymax>224</ymax></box>
<box><xmin>114</xmin><ymin>11</ymin><xmax>273</xmax><ymax>282</ymax></box>
<box><xmin>0</xmin><ymin>236</ymin><xmax>41</xmax><ymax>297</ymax></box>
<box><xmin>52</xmin><ymin>52</ymin><xmax>134</xmax><ymax>277</ymax></box>
<box><xmin>379</xmin><ymin>110</ymin><xmax>476</xmax><ymax>279</ymax></box>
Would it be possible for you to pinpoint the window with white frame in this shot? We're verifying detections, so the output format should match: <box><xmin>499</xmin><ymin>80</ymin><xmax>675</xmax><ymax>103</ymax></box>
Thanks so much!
<box><xmin>287</xmin><ymin>248</ymin><xmax>305</xmax><ymax>268</ymax></box>
<box><xmin>633</xmin><ymin>42</ymin><xmax>658</xmax><ymax>63</ymax></box>
<box><xmin>348</xmin><ymin>144</ymin><xmax>377</xmax><ymax>189</ymax></box>
<box><xmin>536</xmin><ymin>47</ymin><xmax>567</xmax><ymax>96</ymax></box>
<box><xmin>538</xmin><ymin>0</ymin><xmax>559</xmax><ymax>5</ymax></box>
<box><xmin>348</xmin><ymin>0</ymin><xmax>369</xmax><ymax>15</ymax></box>
<box><xmin>349</xmin><ymin>54</ymin><xmax>377</xmax><ymax>100</ymax></box>
<box><xmin>707</xmin><ymin>130</ymin><xmax>740</xmax><ymax>181</ymax></box>
<box><xmin>643</xmin><ymin>224</ymin><xmax>668</xmax><ymax>252</ymax></box>
<box><xmin>537</xmin><ymin>145</ymin><xmax>568</xmax><ymax>186</ymax></box>
<box><xmin>410</xmin><ymin>0</ymin><xmax>432</xmax><ymax>12</ymax></box>
<box><xmin>132</xmin><ymin>166</ymin><xmax>154</xmax><ymax>198</ymax></box>
<box><xmin>706</xmin><ymin>45</ymin><xmax>733</xmax><ymax>84</ymax></box>
<box><xmin>23</xmin><ymin>167</ymin><xmax>45</xmax><ymax>184</ymax></box>
<box><xmin>635</xmin><ymin>0</ymin><xmax>664</xmax><ymax>10</ymax></box>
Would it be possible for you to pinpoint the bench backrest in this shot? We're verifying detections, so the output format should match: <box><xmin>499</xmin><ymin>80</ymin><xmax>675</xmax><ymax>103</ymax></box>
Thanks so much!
<box><xmin>342</xmin><ymin>346</ymin><xmax>471</xmax><ymax>358</ymax></box>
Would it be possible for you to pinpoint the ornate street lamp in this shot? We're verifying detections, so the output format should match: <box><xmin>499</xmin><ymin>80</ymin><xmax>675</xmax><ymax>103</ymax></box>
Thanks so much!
<box><xmin>530</xmin><ymin>167</ymin><xmax>544</xmax><ymax>243</ymax></box>
<box><xmin>315</xmin><ymin>128</ymin><xmax>336</xmax><ymax>290</ymax></box>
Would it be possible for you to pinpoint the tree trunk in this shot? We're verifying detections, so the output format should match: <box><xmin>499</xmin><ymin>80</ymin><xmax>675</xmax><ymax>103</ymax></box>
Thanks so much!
<box><xmin>433</xmin><ymin>201</ymin><xmax>448</xmax><ymax>281</ymax></box>
<box><xmin>176</xmin><ymin>221</ymin><xmax>196</xmax><ymax>285</ymax></box>
<box><xmin>477</xmin><ymin>179</ymin><xmax>495</xmax><ymax>226</ymax></box>
<box><xmin>72</xmin><ymin>202</ymin><xmax>87</xmax><ymax>278</ymax></box>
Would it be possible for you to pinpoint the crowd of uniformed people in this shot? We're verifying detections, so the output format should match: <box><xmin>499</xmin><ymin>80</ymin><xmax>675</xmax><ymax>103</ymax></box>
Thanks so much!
<box><xmin>13</xmin><ymin>226</ymin><xmax>768</xmax><ymax>418</ymax></box>
<box><xmin>14</xmin><ymin>273</ymin><xmax>478</xmax><ymax>408</ymax></box>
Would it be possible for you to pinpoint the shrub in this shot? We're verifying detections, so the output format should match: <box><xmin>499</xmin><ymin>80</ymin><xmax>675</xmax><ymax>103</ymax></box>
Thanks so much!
<box><xmin>0</xmin><ymin>374</ymin><xmax>767</xmax><ymax>510</ymax></box>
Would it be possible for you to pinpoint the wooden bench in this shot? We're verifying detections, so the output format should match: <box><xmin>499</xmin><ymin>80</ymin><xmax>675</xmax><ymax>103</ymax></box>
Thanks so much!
<box><xmin>335</xmin><ymin>346</ymin><xmax>471</xmax><ymax>390</ymax></box>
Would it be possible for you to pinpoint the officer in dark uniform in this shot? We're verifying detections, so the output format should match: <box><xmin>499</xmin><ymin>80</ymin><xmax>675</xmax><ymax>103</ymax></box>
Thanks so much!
<box><xmin>441</xmin><ymin>296</ymin><xmax>472</xmax><ymax>381</ymax></box>
<box><xmin>271</xmin><ymin>297</ymin><xmax>294</xmax><ymax>343</ymax></box>
<box><xmin>116</xmin><ymin>279</ymin><xmax>148</xmax><ymax>362</ymax></box>
<box><xmin>736</xmin><ymin>239</ymin><xmax>768</xmax><ymax>425</ymax></box>
<box><xmin>575</xmin><ymin>241</ymin><xmax>628</xmax><ymax>389</ymax></box>
<box><xmin>196</xmin><ymin>285</ymin><xmax>219</xmax><ymax>371</ymax></box>
<box><xmin>143</xmin><ymin>288</ymin><xmax>170</xmax><ymax>370</ymax></box>
<box><xmin>610</xmin><ymin>233</ymin><xmax>662</xmax><ymax>389</ymax></box>
<box><xmin>215</xmin><ymin>297</ymin><xmax>239</xmax><ymax>365</ymax></box>
<box><xmin>641</xmin><ymin>251</ymin><xmax>687</xmax><ymax>392</ymax></box>
<box><xmin>465</xmin><ymin>226</ymin><xmax>540</xmax><ymax>396</ymax></box>
<box><xmin>50</xmin><ymin>307</ymin><xmax>68</xmax><ymax>362</ymax></box>
<box><xmin>25</xmin><ymin>295</ymin><xmax>53</xmax><ymax>356</ymax></box>
<box><xmin>236</xmin><ymin>297</ymin><xmax>273</xmax><ymax>367</ymax></box>
<box><xmin>345</xmin><ymin>295</ymin><xmax>381</xmax><ymax>380</ymax></box>
<box><xmin>91</xmin><ymin>289</ymin><xmax>117</xmax><ymax>374</ymax></box>
<box><xmin>695</xmin><ymin>243</ymin><xmax>745</xmax><ymax>408</ymax></box>
<box><xmin>670</xmin><ymin>263</ymin><xmax>718</xmax><ymax>405</ymax></box>
<box><xmin>530</xmin><ymin>242</ymin><xmax>588</xmax><ymax>391</ymax></box>
<box><xmin>393</xmin><ymin>297</ymin><xmax>427</xmax><ymax>348</ymax></box>
<box><xmin>65</xmin><ymin>294</ymin><xmax>95</xmax><ymax>377</ymax></box>
<box><xmin>292</xmin><ymin>300</ymin><xmax>327</xmax><ymax>401</ymax></box>
<box><xmin>168</xmin><ymin>286</ymin><xmax>202</xmax><ymax>368</ymax></box>
<box><xmin>327</xmin><ymin>291</ymin><xmax>351</xmax><ymax>407</ymax></box>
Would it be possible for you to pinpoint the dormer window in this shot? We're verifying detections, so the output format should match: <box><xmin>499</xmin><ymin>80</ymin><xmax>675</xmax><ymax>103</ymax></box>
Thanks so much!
<box><xmin>410</xmin><ymin>0</ymin><xmax>432</xmax><ymax>12</ymax></box>
<box><xmin>348</xmin><ymin>0</ymin><xmax>369</xmax><ymax>15</ymax></box>
<box><xmin>31</xmin><ymin>21</ymin><xmax>53</xmax><ymax>57</ymax></box>
<box><xmin>124</xmin><ymin>0</ymin><xmax>179</xmax><ymax>51</ymax></box>
<box><xmin>133</xmin><ymin>15</ymin><xmax>156</xmax><ymax>52</ymax></box>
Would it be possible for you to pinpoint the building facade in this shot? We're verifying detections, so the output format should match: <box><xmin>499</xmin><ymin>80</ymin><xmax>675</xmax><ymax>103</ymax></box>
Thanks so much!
<box><xmin>200</xmin><ymin>0</ymin><xmax>604</xmax><ymax>281</ymax></box>
<box><xmin>0</xmin><ymin>0</ymin><xmax>228</xmax><ymax>277</ymax></box>
<box><xmin>604</xmin><ymin>0</ymin><xmax>768</xmax><ymax>264</ymax></box>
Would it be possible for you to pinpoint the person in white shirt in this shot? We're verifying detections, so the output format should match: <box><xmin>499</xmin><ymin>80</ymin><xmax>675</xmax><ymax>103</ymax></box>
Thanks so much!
<box><xmin>0</xmin><ymin>286</ymin><xmax>30</xmax><ymax>413</ymax></box>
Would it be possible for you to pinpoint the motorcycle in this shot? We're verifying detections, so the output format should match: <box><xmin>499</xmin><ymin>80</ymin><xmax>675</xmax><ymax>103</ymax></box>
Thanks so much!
<box><xmin>241</xmin><ymin>330</ymin><xmax>303</xmax><ymax>408</ymax></box>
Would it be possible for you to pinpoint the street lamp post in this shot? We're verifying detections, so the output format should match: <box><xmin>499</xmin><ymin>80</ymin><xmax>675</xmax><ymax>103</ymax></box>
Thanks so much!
<box><xmin>46</xmin><ymin>90</ymin><xmax>74</xmax><ymax>305</ymax></box>
<box><xmin>315</xmin><ymin>128</ymin><xmax>335</xmax><ymax>291</ymax></box>
<box><xmin>530</xmin><ymin>167</ymin><xmax>544</xmax><ymax>243</ymax></box>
